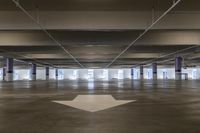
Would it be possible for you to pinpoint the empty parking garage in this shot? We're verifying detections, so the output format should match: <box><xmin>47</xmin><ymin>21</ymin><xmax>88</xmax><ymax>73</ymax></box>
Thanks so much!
<box><xmin>0</xmin><ymin>0</ymin><xmax>200</xmax><ymax>133</ymax></box>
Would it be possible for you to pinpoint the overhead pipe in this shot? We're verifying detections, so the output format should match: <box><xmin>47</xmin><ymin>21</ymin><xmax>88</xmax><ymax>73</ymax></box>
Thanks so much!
<box><xmin>104</xmin><ymin>0</ymin><xmax>182</xmax><ymax>68</ymax></box>
<box><xmin>12</xmin><ymin>0</ymin><xmax>85</xmax><ymax>68</ymax></box>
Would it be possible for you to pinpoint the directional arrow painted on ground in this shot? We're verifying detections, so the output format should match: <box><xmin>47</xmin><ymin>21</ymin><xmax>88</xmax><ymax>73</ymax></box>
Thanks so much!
<box><xmin>53</xmin><ymin>95</ymin><xmax>136</xmax><ymax>112</ymax></box>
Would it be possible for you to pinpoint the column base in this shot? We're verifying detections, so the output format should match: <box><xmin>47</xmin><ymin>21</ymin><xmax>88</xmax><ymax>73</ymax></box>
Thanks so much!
<box><xmin>140</xmin><ymin>75</ymin><xmax>144</xmax><ymax>80</ymax></box>
<box><xmin>153</xmin><ymin>74</ymin><xmax>157</xmax><ymax>80</ymax></box>
<box><xmin>6</xmin><ymin>73</ymin><xmax>13</xmax><ymax>81</ymax></box>
<box><xmin>175</xmin><ymin>73</ymin><xmax>182</xmax><ymax>80</ymax></box>
<box><xmin>31</xmin><ymin>75</ymin><xmax>36</xmax><ymax>81</ymax></box>
<box><xmin>46</xmin><ymin>75</ymin><xmax>49</xmax><ymax>80</ymax></box>
<box><xmin>3</xmin><ymin>76</ymin><xmax>6</xmax><ymax>81</ymax></box>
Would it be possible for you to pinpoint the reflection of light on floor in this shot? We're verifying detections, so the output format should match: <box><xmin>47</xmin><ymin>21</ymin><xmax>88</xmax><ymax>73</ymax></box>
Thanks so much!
<box><xmin>72</xmin><ymin>82</ymin><xmax>78</xmax><ymax>89</ymax></box>
<box><xmin>117</xmin><ymin>80</ymin><xmax>124</xmax><ymax>88</ymax></box>
<box><xmin>88</xmin><ymin>81</ymin><xmax>94</xmax><ymax>89</ymax></box>
<box><xmin>12</xmin><ymin>82</ymin><xmax>32</xmax><ymax>89</ymax></box>
<box><xmin>103</xmin><ymin>82</ymin><xmax>109</xmax><ymax>89</ymax></box>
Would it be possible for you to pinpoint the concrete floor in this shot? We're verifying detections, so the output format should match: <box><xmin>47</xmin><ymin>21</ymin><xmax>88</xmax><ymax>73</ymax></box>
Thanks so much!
<box><xmin>0</xmin><ymin>80</ymin><xmax>200</xmax><ymax>133</ymax></box>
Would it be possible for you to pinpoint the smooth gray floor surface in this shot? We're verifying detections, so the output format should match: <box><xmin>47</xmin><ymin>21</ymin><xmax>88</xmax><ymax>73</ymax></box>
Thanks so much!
<box><xmin>0</xmin><ymin>80</ymin><xmax>200</xmax><ymax>133</ymax></box>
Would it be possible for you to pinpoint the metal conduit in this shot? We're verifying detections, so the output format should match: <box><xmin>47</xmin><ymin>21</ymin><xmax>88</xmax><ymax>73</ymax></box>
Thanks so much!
<box><xmin>104</xmin><ymin>0</ymin><xmax>182</xmax><ymax>68</ymax></box>
<box><xmin>12</xmin><ymin>0</ymin><xmax>85</xmax><ymax>68</ymax></box>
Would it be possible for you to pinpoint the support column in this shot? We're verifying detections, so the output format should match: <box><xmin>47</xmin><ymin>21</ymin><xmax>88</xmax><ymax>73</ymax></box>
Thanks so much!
<box><xmin>46</xmin><ymin>67</ymin><xmax>49</xmax><ymax>80</ymax></box>
<box><xmin>131</xmin><ymin>68</ymin><xmax>134</xmax><ymax>79</ymax></box>
<box><xmin>31</xmin><ymin>64</ymin><xmax>36</xmax><ymax>81</ymax></box>
<box><xmin>152</xmin><ymin>63</ymin><xmax>157</xmax><ymax>80</ymax></box>
<box><xmin>5</xmin><ymin>58</ymin><xmax>13</xmax><ymax>81</ymax></box>
<box><xmin>175</xmin><ymin>57</ymin><xmax>182</xmax><ymax>80</ymax></box>
<box><xmin>55</xmin><ymin>69</ymin><xmax>58</xmax><ymax>80</ymax></box>
<box><xmin>3</xmin><ymin>67</ymin><xmax>6</xmax><ymax>81</ymax></box>
<box><xmin>140</xmin><ymin>66</ymin><xmax>144</xmax><ymax>80</ymax></box>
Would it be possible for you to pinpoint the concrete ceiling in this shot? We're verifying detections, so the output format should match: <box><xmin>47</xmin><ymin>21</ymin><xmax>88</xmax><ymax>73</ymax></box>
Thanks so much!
<box><xmin>0</xmin><ymin>0</ymin><xmax>200</xmax><ymax>68</ymax></box>
<box><xmin>0</xmin><ymin>0</ymin><xmax>199</xmax><ymax>11</ymax></box>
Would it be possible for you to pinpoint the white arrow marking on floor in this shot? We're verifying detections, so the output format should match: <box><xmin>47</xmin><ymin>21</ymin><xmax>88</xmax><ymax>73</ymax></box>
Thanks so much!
<box><xmin>53</xmin><ymin>95</ymin><xmax>136</xmax><ymax>112</ymax></box>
